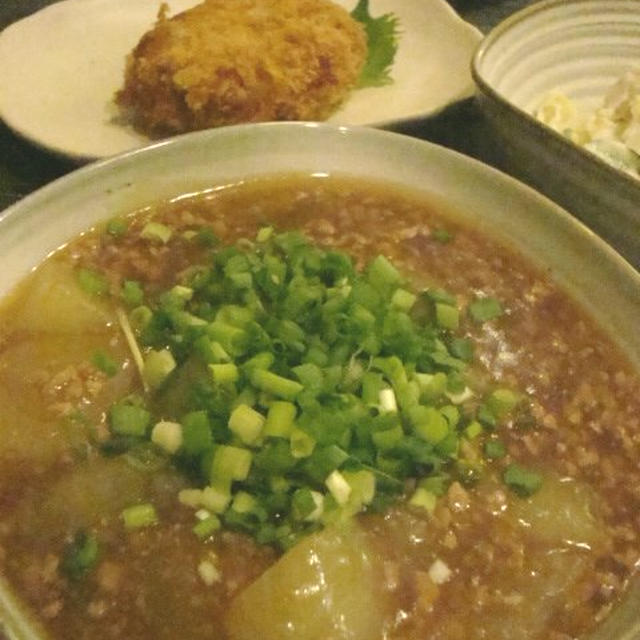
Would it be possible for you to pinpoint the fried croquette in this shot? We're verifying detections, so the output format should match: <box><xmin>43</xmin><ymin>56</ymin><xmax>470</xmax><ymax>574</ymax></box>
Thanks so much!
<box><xmin>115</xmin><ymin>0</ymin><xmax>368</xmax><ymax>136</ymax></box>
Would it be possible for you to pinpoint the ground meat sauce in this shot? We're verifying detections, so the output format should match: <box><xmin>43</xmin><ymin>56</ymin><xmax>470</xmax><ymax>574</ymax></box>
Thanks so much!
<box><xmin>0</xmin><ymin>175</ymin><xmax>638</xmax><ymax>639</ymax></box>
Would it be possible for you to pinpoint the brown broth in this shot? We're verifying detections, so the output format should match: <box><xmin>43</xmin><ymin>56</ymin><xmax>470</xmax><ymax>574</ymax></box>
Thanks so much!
<box><xmin>0</xmin><ymin>175</ymin><xmax>638</xmax><ymax>640</ymax></box>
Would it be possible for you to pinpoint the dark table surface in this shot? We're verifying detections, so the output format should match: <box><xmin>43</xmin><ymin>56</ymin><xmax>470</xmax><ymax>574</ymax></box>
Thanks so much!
<box><xmin>0</xmin><ymin>0</ymin><xmax>538</xmax><ymax>212</ymax></box>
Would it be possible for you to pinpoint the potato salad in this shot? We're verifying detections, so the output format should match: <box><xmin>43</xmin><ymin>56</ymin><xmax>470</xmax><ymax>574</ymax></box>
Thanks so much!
<box><xmin>535</xmin><ymin>69</ymin><xmax>640</xmax><ymax>178</ymax></box>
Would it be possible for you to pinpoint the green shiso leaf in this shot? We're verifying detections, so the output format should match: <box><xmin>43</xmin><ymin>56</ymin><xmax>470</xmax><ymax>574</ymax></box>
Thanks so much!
<box><xmin>351</xmin><ymin>0</ymin><xmax>400</xmax><ymax>88</ymax></box>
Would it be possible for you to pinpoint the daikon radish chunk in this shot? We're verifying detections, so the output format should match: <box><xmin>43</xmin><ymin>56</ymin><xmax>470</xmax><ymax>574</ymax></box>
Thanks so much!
<box><xmin>225</xmin><ymin>521</ymin><xmax>389</xmax><ymax>640</ymax></box>
<box><xmin>14</xmin><ymin>258</ymin><xmax>113</xmax><ymax>333</ymax></box>
<box><xmin>510</xmin><ymin>473</ymin><xmax>605</xmax><ymax>548</ymax></box>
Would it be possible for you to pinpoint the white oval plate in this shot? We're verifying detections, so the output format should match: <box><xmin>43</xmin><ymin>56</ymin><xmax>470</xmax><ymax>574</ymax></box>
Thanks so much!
<box><xmin>0</xmin><ymin>0</ymin><xmax>481</xmax><ymax>162</ymax></box>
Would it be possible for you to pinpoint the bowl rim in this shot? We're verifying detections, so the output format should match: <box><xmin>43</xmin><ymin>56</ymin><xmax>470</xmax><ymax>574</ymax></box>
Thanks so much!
<box><xmin>471</xmin><ymin>0</ymin><xmax>640</xmax><ymax>193</ymax></box>
<box><xmin>1</xmin><ymin>120</ymin><xmax>638</xmax><ymax>282</ymax></box>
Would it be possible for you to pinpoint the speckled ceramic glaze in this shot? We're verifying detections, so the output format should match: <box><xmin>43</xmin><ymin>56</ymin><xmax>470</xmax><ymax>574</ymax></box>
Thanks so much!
<box><xmin>472</xmin><ymin>0</ymin><xmax>640</xmax><ymax>269</ymax></box>
<box><xmin>0</xmin><ymin>123</ymin><xmax>638</xmax><ymax>639</ymax></box>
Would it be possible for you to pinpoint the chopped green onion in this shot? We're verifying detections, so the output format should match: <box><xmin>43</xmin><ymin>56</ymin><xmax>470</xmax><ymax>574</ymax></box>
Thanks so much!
<box><xmin>361</xmin><ymin>371</ymin><xmax>384</xmax><ymax>405</ymax></box>
<box><xmin>391</xmin><ymin>288</ymin><xmax>417</xmax><ymax>311</ymax></box>
<box><xmin>217</xmin><ymin>304</ymin><xmax>254</xmax><ymax>328</ymax></box>
<box><xmin>415</xmin><ymin>372</ymin><xmax>447</xmax><ymax>402</ymax></box>
<box><xmin>210</xmin><ymin>445</ymin><xmax>252</xmax><ymax>483</ymax></box>
<box><xmin>440</xmin><ymin>404</ymin><xmax>460</xmax><ymax>428</ymax></box>
<box><xmin>101</xmin><ymin>227</ymin><xmax>526</xmax><ymax>551</ymax></box>
<box><xmin>181</xmin><ymin>411</ymin><xmax>213</xmax><ymax>456</ymax></box>
<box><xmin>343</xmin><ymin>469</ymin><xmax>375</xmax><ymax>506</ymax></box>
<box><xmin>91</xmin><ymin>349</ymin><xmax>119</xmax><ymax>377</ymax></box>
<box><xmin>143</xmin><ymin>348</ymin><xmax>176</xmax><ymax>390</ymax></box>
<box><xmin>449</xmin><ymin>337</ymin><xmax>474</xmax><ymax>362</ymax></box>
<box><xmin>432</xmin><ymin>228</ymin><xmax>453</xmax><ymax>244</ymax></box>
<box><xmin>305</xmin><ymin>445</ymin><xmax>349</xmax><ymax>483</ymax></box>
<box><xmin>372</xmin><ymin>423</ymin><xmax>403</xmax><ymax>450</ymax></box>
<box><xmin>106</xmin><ymin>216</ymin><xmax>128</xmax><ymax>237</ymax></box>
<box><xmin>487</xmin><ymin>388</ymin><xmax>521</xmax><ymax>419</ymax></box>
<box><xmin>477</xmin><ymin>403</ymin><xmax>497</xmax><ymax>429</ymax></box>
<box><xmin>77</xmin><ymin>268</ymin><xmax>108</xmax><ymax>297</ymax></box>
<box><xmin>325</xmin><ymin>470</ymin><xmax>352</xmax><ymax>505</ymax></box>
<box><xmin>201</xmin><ymin>485</ymin><xmax>232</xmax><ymax>513</ymax></box>
<box><xmin>179</xmin><ymin>488</ymin><xmax>204</xmax><ymax>508</ymax></box>
<box><xmin>435</xmin><ymin>303</ymin><xmax>459</xmax><ymax>330</ymax></box>
<box><xmin>254</xmin><ymin>440</ymin><xmax>297</xmax><ymax>474</ymax></box>
<box><xmin>208</xmin><ymin>321</ymin><xmax>248</xmax><ymax>356</ymax></box>
<box><xmin>209</xmin><ymin>362</ymin><xmax>239</xmax><ymax>384</ymax></box>
<box><xmin>256</xmin><ymin>226</ymin><xmax>274</xmax><ymax>243</ymax></box>
<box><xmin>484</xmin><ymin>439</ymin><xmax>506</xmax><ymax>459</ymax></box>
<box><xmin>418</xmin><ymin>474</ymin><xmax>450</xmax><ymax>497</ymax></box>
<box><xmin>170</xmin><ymin>285</ymin><xmax>194</xmax><ymax>303</ymax></box>
<box><xmin>193</xmin><ymin>514</ymin><xmax>221</xmax><ymax>539</ymax></box>
<box><xmin>446</xmin><ymin>385</ymin><xmax>474</xmax><ymax>404</ymax></box>
<box><xmin>196</xmin><ymin>337</ymin><xmax>231</xmax><ymax>364</ymax></box>
<box><xmin>194</xmin><ymin>226</ymin><xmax>219</xmax><ymax>247</ymax></box>
<box><xmin>263</xmin><ymin>401</ymin><xmax>296</xmax><ymax>438</ymax></box>
<box><xmin>129</xmin><ymin>305</ymin><xmax>153</xmax><ymax>332</ymax></box>
<box><xmin>151</xmin><ymin>420</ymin><xmax>183</xmax><ymax>454</ymax></box>
<box><xmin>228</xmin><ymin>404</ymin><xmax>265</xmax><ymax>445</ymax></box>
<box><xmin>409</xmin><ymin>487</ymin><xmax>437</xmax><ymax>512</ymax></box>
<box><xmin>232</xmin><ymin>491</ymin><xmax>257</xmax><ymax>514</ymax></box>
<box><xmin>250</xmin><ymin>369</ymin><xmax>303</xmax><ymax>400</ymax></box>
<box><xmin>410</xmin><ymin>406</ymin><xmax>449</xmax><ymax>444</ymax></box>
<box><xmin>141</xmin><ymin>222</ymin><xmax>172</xmax><ymax>244</ymax></box>
<box><xmin>464</xmin><ymin>420</ymin><xmax>483</xmax><ymax>440</ymax></box>
<box><xmin>290</xmin><ymin>427</ymin><xmax>316</xmax><ymax>458</ymax></box>
<box><xmin>121</xmin><ymin>280</ymin><xmax>144</xmax><ymax>307</ymax></box>
<box><xmin>469</xmin><ymin>297</ymin><xmax>503</xmax><ymax>323</ymax></box>
<box><xmin>109</xmin><ymin>401</ymin><xmax>150</xmax><ymax>437</ymax></box>
<box><xmin>243</xmin><ymin>351</ymin><xmax>275</xmax><ymax>373</ymax></box>
<box><xmin>62</xmin><ymin>531</ymin><xmax>100</xmax><ymax>579</ymax></box>
<box><xmin>121</xmin><ymin>503</ymin><xmax>158</xmax><ymax>529</ymax></box>
<box><xmin>292</xmin><ymin>487</ymin><xmax>324</xmax><ymax>521</ymax></box>
<box><xmin>367</xmin><ymin>254</ymin><xmax>401</xmax><ymax>288</ymax></box>
<box><xmin>378</xmin><ymin>387</ymin><xmax>398</xmax><ymax>413</ymax></box>
<box><xmin>503</xmin><ymin>463</ymin><xmax>542</xmax><ymax>497</ymax></box>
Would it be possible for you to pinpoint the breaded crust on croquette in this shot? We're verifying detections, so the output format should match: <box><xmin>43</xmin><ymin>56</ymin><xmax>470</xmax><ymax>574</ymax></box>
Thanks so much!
<box><xmin>116</xmin><ymin>0</ymin><xmax>368</xmax><ymax>136</ymax></box>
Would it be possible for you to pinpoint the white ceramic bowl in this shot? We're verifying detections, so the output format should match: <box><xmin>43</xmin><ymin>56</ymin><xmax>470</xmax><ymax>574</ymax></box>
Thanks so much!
<box><xmin>0</xmin><ymin>122</ymin><xmax>639</xmax><ymax>639</ymax></box>
<box><xmin>472</xmin><ymin>0</ymin><xmax>640</xmax><ymax>269</ymax></box>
